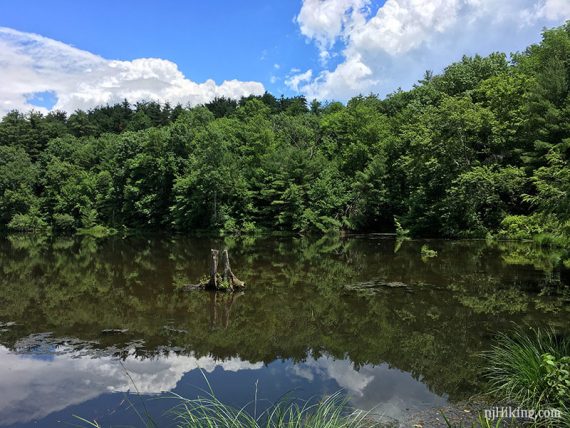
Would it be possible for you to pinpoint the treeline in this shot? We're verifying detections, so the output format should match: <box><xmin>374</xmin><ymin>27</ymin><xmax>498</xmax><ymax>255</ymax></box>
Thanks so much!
<box><xmin>1</xmin><ymin>23</ymin><xmax>569</xmax><ymax>238</ymax></box>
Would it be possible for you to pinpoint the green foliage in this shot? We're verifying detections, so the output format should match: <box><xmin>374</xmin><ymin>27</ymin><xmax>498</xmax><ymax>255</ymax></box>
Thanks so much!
<box><xmin>394</xmin><ymin>216</ymin><xmax>409</xmax><ymax>238</ymax></box>
<box><xmin>498</xmin><ymin>214</ymin><xmax>550</xmax><ymax>240</ymax></box>
<box><xmin>53</xmin><ymin>213</ymin><xmax>76</xmax><ymax>231</ymax></box>
<box><xmin>433</xmin><ymin>53</ymin><xmax>509</xmax><ymax>96</ymax></box>
<box><xmin>76</xmin><ymin>225</ymin><xmax>117</xmax><ymax>238</ymax></box>
<box><xmin>542</xmin><ymin>353</ymin><xmax>570</xmax><ymax>409</ymax></box>
<box><xmin>1</xmin><ymin>23</ymin><xmax>570</xmax><ymax>241</ymax></box>
<box><xmin>171</xmin><ymin>390</ymin><xmax>375</xmax><ymax>428</ymax></box>
<box><xmin>7</xmin><ymin>207</ymin><xmax>48</xmax><ymax>231</ymax></box>
<box><xmin>0</xmin><ymin>145</ymin><xmax>39</xmax><ymax>224</ymax></box>
<box><xmin>77</xmin><ymin>384</ymin><xmax>377</xmax><ymax>428</ymax></box>
<box><xmin>526</xmin><ymin>144</ymin><xmax>570</xmax><ymax>221</ymax></box>
<box><xmin>441</xmin><ymin>166</ymin><xmax>526</xmax><ymax>238</ymax></box>
<box><xmin>421</xmin><ymin>244</ymin><xmax>438</xmax><ymax>259</ymax></box>
<box><xmin>498</xmin><ymin>214</ymin><xmax>570</xmax><ymax>248</ymax></box>
<box><xmin>484</xmin><ymin>328</ymin><xmax>570</xmax><ymax>420</ymax></box>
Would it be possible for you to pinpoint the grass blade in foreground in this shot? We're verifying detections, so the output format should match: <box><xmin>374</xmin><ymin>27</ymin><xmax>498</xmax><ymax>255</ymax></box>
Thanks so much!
<box><xmin>170</xmin><ymin>390</ymin><xmax>379</xmax><ymax>428</ymax></box>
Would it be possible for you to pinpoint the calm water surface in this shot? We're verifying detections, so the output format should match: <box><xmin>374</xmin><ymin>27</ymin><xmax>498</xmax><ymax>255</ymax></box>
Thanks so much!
<box><xmin>0</xmin><ymin>234</ymin><xmax>569</xmax><ymax>426</ymax></box>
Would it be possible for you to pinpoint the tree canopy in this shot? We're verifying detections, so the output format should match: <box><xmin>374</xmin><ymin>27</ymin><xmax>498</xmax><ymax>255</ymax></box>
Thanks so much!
<box><xmin>1</xmin><ymin>23</ymin><xmax>570</xmax><ymax>240</ymax></box>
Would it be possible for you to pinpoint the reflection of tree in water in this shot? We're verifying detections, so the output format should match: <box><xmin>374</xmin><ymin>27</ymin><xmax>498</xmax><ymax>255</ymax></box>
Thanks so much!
<box><xmin>209</xmin><ymin>291</ymin><xmax>243</xmax><ymax>330</ymax></box>
<box><xmin>0</xmin><ymin>234</ymin><xmax>568</xmax><ymax>401</ymax></box>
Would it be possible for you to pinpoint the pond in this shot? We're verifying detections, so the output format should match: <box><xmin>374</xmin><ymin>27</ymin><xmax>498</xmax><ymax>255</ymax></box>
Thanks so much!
<box><xmin>0</xmin><ymin>234</ymin><xmax>569</xmax><ymax>427</ymax></box>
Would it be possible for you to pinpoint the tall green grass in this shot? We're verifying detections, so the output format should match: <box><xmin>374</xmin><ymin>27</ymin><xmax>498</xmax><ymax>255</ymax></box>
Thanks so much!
<box><xmin>169</xmin><ymin>388</ymin><xmax>377</xmax><ymax>428</ymax></box>
<box><xmin>484</xmin><ymin>328</ymin><xmax>570</xmax><ymax>426</ymax></box>
<box><xmin>75</xmin><ymin>392</ymin><xmax>376</xmax><ymax>428</ymax></box>
<box><xmin>75</xmin><ymin>371</ymin><xmax>379</xmax><ymax>428</ymax></box>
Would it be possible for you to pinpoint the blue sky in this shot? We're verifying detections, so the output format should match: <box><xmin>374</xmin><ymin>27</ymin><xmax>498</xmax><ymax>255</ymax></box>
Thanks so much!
<box><xmin>0</xmin><ymin>0</ymin><xmax>318</xmax><ymax>96</ymax></box>
<box><xmin>0</xmin><ymin>0</ymin><xmax>569</xmax><ymax>114</ymax></box>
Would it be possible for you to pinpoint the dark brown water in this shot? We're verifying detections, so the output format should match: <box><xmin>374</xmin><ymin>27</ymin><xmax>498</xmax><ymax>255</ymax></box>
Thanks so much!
<box><xmin>0</xmin><ymin>234</ymin><xmax>569</xmax><ymax>427</ymax></box>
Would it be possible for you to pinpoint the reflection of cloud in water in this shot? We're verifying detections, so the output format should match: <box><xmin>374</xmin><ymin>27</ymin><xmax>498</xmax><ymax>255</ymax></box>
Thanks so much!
<box><xmin>0</xmin><ymin>345</ymin><xmax>263</xmax><ymax>425</ymax></box>
<box><xmin>289</xmin><ymin>355</ymin><xmax>447</xmax><ymax>422</ymax></box>
<box><xmin>0</xmin><ymin>341</ymin><xmax>447</xmax><ymax>426</ymax></box>
<box><xmin>290</xmin><ymin>357</ymin><xmax>372</xmax><ymax>395</ymax></box>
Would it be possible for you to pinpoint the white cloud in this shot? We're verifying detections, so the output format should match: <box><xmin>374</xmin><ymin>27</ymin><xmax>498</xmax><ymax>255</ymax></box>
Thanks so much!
<box><xmin>293</xmin><ymin>56</ymin><xmax>376</xmax><ymax>99</ymax></box>
<box><xmin>523</xmin><ymin>0</ymin><xmax>570</xmax><ymax>22</ymax></box>
<box><xmin>296</xmin><ymin>0</ymin><xmax>371</xmax><ymax>58</ymax></box>
<box><xmin>0</xmin><ymin>27</ymin><xmax>265</xmax><ymax>116</ymax></box>
<box><xmin>285</xmin><ymin>69</ymin><xmax>314</xmax><ymax>91</ymax></box>
<box><xmin>292</xmin><ymin>0</ymin><xmax>570</xmax><ymax>100</ymax></box>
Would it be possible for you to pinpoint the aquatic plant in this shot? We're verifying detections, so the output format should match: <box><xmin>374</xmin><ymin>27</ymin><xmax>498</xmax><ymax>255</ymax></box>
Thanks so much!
<box><xmin>421</xmin><ymin>244</ymin><xmax>438</xmax><ymax>259</ymax></box>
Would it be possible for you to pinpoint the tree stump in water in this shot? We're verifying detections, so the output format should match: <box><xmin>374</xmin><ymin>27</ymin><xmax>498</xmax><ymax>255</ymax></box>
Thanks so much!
<box><xmin>221</xmin><ymin>249</ymin><xmax>245</xmax><ymax>289</ymax></box>
<box><xmin>208</xmin><ymin>249</ymin><xmax>219</xmax><ymax>289</ymax></box>
<box><xmin>203</xmin><ymin>249</ymin><xmax>245</xmax><ymax>291</ymax></box>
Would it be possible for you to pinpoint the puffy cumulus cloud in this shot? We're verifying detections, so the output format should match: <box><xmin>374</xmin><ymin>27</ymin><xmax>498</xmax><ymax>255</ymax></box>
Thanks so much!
<box><xmin>0</xmin><ymin>27</ymin><xmax>265</xmax><ymax>116</ymax></box>
<box><xmin>349</xmin><ymin>0</ymin><xmax>466</xmax><ymax>55</ymax></box>
<box><xmin>296</xmin><ymin>0</ymin><xmax>371</xmax><ymax>62</ymax></box>
<box><xmin>292</xmin><ymin>0</ymin><xmax>570</xmax><ymax>100</ymax></box>
<box><xmin>294</xmin><ymin>55</ymin><xmax>376</xmax><ymax>99</ymax></box>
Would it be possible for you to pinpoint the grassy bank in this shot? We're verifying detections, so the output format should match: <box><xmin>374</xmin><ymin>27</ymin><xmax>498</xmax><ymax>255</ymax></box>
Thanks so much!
<box><xmin>483</xmin><ymin>328</ymin><xmax>570</xmax><ymax>427</ymax></box>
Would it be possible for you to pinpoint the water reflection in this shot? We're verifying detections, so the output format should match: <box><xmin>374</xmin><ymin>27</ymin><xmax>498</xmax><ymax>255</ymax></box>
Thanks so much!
<box><xmin>289</xmin><ymin>356</ymin><xmax>447</xmax><ymax>421</ymax></box>
<box><xmin>0</xmin><ymin>342</ymin><xmax>446</xmax><ymax>427</ymax></box>
<box><xmin>0</xmin><ymin>344</ymin><xmax>263</xmax><ymax>425</ymax></box>
<box><xmin>0</xmin><ymin>234</ymin><xmax>568</xmax><ymax>426</ymax></box>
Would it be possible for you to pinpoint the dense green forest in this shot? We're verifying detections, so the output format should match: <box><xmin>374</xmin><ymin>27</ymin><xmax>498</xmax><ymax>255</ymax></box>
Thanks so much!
<box><xmin>1</xmin><ymin>23</ymin><xmax>569</xmax><ymax>239</ymax></box>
